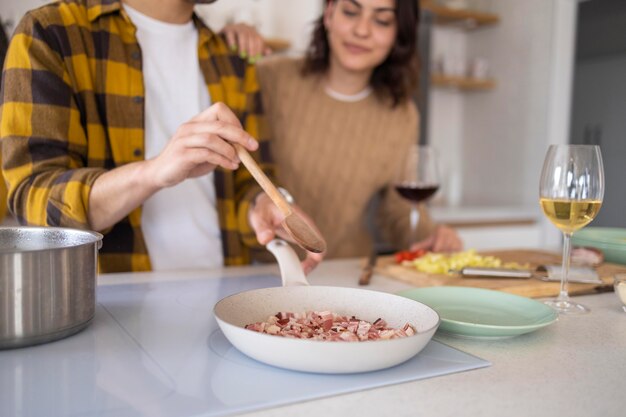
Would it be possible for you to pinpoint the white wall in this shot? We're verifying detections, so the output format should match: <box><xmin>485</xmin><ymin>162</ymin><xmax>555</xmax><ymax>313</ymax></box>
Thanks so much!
<box><xmin>428</xmin><ymin>28</ymin><xmax>467</xmax><ymax>207</ymax></box>
<box><xmin>426</xmin><ymin>0</ymin><xmax>577</xmax><ymax>250</ymax></box>
<box><xmin>1</xmin><ymin>0</ymin><xmax>48</xmax><ymax>34</ymax></box>
<box><xmin>453</xmin><ymin>0</ymin><xmax>555</xmax><ymax>207</ymax></box>
<box><xmin>1</xmin><ymin>1</ymin><xmax>323</xmax><ymax>55</ymax></box>
<box><xmin>195</xmin><ymin>0</ymin><xmax>323</xmax><ymax>54</ymax></box>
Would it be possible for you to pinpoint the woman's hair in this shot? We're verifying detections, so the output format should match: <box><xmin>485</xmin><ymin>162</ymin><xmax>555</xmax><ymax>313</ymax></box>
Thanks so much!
<box><xmin>302</xmin><ymin>0</ymin><xmax>420</xmax><ymax>107</ymax></box>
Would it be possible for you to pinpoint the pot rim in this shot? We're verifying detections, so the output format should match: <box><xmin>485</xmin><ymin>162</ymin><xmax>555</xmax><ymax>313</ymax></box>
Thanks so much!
<box><xmin>0</xmin><ymin>226</ymin><xmax>103</xmax><ymax>254</ymax></box>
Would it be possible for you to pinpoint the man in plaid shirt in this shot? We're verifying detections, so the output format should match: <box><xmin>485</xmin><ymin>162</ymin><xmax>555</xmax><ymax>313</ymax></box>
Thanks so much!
<box><xmin>1</xmin><ymin>0</ymin><xmax>323</xmax><ymax>273</ymax></box>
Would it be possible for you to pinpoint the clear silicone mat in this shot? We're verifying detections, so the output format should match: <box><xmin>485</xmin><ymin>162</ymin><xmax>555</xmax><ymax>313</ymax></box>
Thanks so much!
<box><xmin>0</xmin><ymin>275</ymin><xmax>490</xmax><ymax>417</ymax></box>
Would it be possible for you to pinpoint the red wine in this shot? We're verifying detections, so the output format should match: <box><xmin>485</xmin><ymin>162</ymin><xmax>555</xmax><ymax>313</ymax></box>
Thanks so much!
<box><xmin>395</xmin><ymin>184</ymin><xmax>439</xmax><ymax>203</ymax></box>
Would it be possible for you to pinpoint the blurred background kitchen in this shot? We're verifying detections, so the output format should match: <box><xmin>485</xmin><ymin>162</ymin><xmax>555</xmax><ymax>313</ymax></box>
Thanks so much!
<box><xmin>1</xmin><ymin>0</ymin><xmax>624</xmax><ymax>250</ymax></box>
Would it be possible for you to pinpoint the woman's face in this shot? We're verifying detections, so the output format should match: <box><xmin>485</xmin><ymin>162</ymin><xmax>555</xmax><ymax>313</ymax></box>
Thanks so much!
<box><xmin>324</xmin><ymin>0</ymin><xmax>398</xmax><ymax>74</ymax></box>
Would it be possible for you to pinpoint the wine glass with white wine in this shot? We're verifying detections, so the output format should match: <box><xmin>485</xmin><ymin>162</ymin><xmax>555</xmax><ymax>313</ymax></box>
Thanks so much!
<box><xmin>539</xmin><ymin>145</ymin><xmax>604</xmax><ymax>314</ymax></box>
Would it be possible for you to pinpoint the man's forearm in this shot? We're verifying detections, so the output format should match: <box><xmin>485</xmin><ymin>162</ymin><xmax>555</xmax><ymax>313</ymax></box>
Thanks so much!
<box><xmin>88</xmin><ymin>160</ymin><xmax>160</xmax><ymax>231</ymax></box>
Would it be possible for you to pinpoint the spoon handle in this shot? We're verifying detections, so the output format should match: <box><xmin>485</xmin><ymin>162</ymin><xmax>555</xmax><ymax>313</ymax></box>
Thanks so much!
<box><xmin>234</xmin><ymin>144</ymin><xmax>292</xmax><ymax>216</ymax></box>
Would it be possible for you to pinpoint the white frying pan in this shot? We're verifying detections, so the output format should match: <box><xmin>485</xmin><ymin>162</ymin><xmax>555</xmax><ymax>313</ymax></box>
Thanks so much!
<box><xmin>214</xmin><ymin>240</ymin><xmax>440</xmax><ymax>374</ymax></box>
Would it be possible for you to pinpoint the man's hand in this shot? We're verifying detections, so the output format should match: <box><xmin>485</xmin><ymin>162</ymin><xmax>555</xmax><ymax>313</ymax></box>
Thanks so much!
<box><xmin>248</xmin><ymin>193</ymin><xmax>325</xmax><ymax>274</ymax></box>
<box><xmin>88</xmin><ymin>102</ymin><xmax>257</xmax><ymax>232</ymax></box>
<box><xmin>410</xmin><ymin>225</ymin><xmax>463</xmax><ymax>253</ymax></box>
<box><xmin>145</xmin><ymin>102</ymin><xmax>258</xmax><ymax>189</ymax></box>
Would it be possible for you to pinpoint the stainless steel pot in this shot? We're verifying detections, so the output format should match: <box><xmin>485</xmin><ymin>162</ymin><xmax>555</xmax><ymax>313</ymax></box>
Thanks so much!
<box><xmin>0</xmin><ymin>227</ymin><xmax>103</xmax><ymax>349</ymax></box>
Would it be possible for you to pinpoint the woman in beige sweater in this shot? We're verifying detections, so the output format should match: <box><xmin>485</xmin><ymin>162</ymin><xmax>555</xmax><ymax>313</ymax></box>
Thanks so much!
<box><xmin>229</xmin><ymin>0</ymin><xmax>462</xmax><ymax>258</ymax></box>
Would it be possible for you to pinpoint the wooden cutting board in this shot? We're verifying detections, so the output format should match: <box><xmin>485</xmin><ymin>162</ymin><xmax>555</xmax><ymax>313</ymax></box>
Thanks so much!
<box><xmin>374</xmin><ymin>249</ymin><xmax>626</xmax><ymax>298</ymax></box>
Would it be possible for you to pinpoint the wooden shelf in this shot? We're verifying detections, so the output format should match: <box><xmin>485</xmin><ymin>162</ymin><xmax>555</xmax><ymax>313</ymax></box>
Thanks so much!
<box><xmin>422</xmin><ymin>2</ymin><xmax>500</xmax><ymax>29</ymax></box>
<box><xmin>264</xmin><ymin>38</ymin><xmax>291</xmax><ymax>52</ymax></box>
<box><xmin>431</xmin><ymin>74</ymin><xmax>496</xmax><ymax>91</ymax></box>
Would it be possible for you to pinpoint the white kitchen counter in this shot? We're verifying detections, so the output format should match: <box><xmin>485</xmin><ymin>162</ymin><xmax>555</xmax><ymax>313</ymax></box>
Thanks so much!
<box><xmin>2</xmin><ymin>258</ymin><xmax>624</xmax><ymax>417</ymax></box>
<box><xmin>105</xmin><ymin>259</ymin><xmax>624</xmax><ymax>417</ymax></box>
<box><xmin>430</xmin><ymin>205</ymin><xmax>540</xmax><ymax>226</ymax></box>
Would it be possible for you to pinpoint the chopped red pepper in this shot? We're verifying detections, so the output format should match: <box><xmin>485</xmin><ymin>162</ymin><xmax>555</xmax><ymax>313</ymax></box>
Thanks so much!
<box><xmin>394</xmin><ymin>249</ymin><xmax>427</xmax><ymax>263</ymax></box>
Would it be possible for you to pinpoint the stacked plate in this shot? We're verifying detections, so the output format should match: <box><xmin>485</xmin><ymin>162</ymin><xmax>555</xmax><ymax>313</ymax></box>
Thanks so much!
<box><xmin>572</xmin><ymin>227</ymin><xmax>626</xmax><ymax>265</ymax></box>
<box><xmin>398</xmin><ymin>287</ymin><xmax>558</xmax><ymax>339</ymax></box>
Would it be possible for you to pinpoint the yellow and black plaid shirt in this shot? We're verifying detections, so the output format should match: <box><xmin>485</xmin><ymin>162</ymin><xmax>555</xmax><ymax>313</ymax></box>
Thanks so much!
<box><xmin>1</xmin><ymin>0</ymin><xmax>273</xmax><ymax>272</ymax></box>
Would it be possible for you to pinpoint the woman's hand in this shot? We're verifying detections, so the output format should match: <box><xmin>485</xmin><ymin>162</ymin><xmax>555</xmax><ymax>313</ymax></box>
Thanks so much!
<box><xmin>221</xmin><ymin>23</ymin><xmax>272</xmax><ymax>63</ymax></box>
<box><xmin>248</xmin><ymin>192</ymin><xmax>325</xmax><ymax>274</ymax></box>
<box><xmin>409</xmin><ymin>225</ymin><xmax>463</xmax><ymax>253</ymax></box>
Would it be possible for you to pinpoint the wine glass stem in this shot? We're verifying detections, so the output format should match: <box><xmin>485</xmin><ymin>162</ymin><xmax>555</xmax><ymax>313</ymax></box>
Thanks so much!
<box><xmin>410</xmin><ymin>204</ymin><xmax>420</xmax><ymax>245</ymax></box>
<box><xmin>558</xmin><ymin>232</ymin><xmax>573</xmax><ymax>303</ymax></box>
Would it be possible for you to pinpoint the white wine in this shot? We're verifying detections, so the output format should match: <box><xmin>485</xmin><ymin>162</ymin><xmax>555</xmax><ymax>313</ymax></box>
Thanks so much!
<box><xmin>540</xmin><ymin>198</ymin><xmax>602</xmax><ymax>234</ymax></box>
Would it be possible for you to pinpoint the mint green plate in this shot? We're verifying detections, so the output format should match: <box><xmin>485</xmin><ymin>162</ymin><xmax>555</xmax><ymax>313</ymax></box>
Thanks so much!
<box><xmin>398</xmin><ymin>287</ymin><xmax>558</xmax><ymax>339</ymax></box>
<box><xmin>572</xmin><ymin>227</ymin><xmax>626</xmax><ymax>265</ymax></box>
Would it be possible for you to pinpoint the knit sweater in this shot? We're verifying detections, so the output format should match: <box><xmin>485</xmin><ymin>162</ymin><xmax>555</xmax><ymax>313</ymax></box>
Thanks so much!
<box><xmin>257</xmin><ymin>57</ymin><xmax>435</xmax><ymax>258</ymax></box>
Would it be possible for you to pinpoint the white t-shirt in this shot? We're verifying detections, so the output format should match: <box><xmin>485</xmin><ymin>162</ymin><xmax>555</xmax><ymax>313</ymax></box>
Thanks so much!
<box><xmin>124</xmin><ymin>5</ymin><xmax>223</xmax><ymax>270</ymax></box>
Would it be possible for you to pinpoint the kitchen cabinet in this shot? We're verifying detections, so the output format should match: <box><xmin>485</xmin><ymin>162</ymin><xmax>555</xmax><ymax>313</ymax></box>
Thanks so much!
<box><xmin>431</xmin><ymin>205</ymin><xmax>543</xmax><ymax>250</ymax></box>
<box><xmin>570</xmin><ymin>56</ymin><xmax>626</xmax><ymax>228</ymax></box>
<box><xmin>569</xmin><ymin>0</ymin><xmax>626</xmax><ymax>228</ymax></box>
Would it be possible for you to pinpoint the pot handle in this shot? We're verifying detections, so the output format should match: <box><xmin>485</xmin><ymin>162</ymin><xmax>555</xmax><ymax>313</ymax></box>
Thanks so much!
<box><xmin>266</xmin><ymin>239</ymin><xmax>309</xmax><ymax>287</ymax></box>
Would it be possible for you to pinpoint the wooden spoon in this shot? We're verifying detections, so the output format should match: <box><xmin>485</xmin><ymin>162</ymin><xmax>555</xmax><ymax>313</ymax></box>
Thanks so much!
<box><xmin>234</xmin><ymin>144</ymin><xmax>326</xmax><ymax>254</ymax></box>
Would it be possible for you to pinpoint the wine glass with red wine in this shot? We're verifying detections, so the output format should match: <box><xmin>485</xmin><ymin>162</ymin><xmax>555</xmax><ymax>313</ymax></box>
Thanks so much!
<box><xmin>394</xmin><ymin>145</ymin><xmax>440</xmax><ymax>243</ymax></box>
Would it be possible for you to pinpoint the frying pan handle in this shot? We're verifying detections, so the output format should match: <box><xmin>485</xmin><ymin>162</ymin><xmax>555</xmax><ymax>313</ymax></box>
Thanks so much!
<box><xmin>266</xmin><ymin>239</ymin><xmax>310</xmax><ymax>287</ymax></box>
